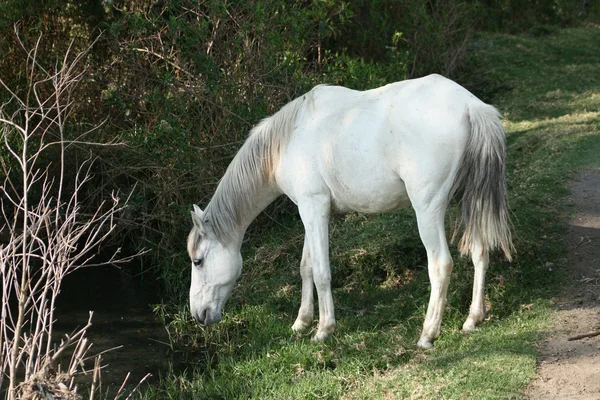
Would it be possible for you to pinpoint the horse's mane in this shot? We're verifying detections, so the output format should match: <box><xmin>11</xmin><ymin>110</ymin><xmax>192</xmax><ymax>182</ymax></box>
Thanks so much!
<box><xmin>203</xmin><ymin>94</ymin><xmax>306</xmax><ymax>244</ymax></box>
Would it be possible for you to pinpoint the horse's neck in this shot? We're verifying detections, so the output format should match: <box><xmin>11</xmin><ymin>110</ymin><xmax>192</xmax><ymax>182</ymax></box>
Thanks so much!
<box><xmin>206</xmin><ymin>177</ymin><xmax>281</xmax><ymax>247</ymax></box>
<box><xmin>205</xmin><ymin>97</ymin><xmax>301</xmax><ymax>245</ymax></box>
<box><xmin>237</xmin><ymin>184</ymin><xmax>281</xmax><ymax>236</ymax></box>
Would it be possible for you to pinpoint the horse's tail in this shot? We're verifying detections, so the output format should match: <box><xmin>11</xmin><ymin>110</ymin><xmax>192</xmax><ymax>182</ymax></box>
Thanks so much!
<box><xmin>450</xmin><ymin>102</ymin><xmax>513</xmax><ymax>261</ymax></box>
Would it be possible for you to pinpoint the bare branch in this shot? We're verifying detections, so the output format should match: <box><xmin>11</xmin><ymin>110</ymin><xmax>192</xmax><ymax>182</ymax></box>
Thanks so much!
<box><xmin>133</xmin><ymin>46</ymin><xmax>197</xmax><ymax>80</ymax></box>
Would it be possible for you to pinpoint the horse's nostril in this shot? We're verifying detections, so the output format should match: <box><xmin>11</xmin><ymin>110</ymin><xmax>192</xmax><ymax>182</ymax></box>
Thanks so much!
<box><xmin>196</xmin><ymin>308</ymin><xmax>208</xmax><ymax>325</ymax></box>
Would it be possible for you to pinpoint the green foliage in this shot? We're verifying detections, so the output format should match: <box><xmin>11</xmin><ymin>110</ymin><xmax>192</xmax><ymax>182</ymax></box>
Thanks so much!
<box><xmin>92</xmin><ymin>0</ymin><xmax>362</xmax><ymax>301</ymax></box>
<box><xmin>335</xmin><ymin>0</ymin><xmax>478</xmax><ymax>77</ymax></box>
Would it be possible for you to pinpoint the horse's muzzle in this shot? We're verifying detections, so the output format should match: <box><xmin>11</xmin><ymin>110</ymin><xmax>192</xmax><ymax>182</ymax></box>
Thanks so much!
<box><xmin>193</xmin><ymin>308</ymin><xmax>222</xmax><ymax>325</ymax></box>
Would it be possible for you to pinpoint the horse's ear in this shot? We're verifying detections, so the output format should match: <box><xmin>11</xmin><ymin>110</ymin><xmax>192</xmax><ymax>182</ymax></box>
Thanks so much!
<box><xmin>193</xmin><ymin>204</ymin><xmax>204</xmax><ymax>218</ymax></box>
<box><xmin>191</xmin><ymin>204</ymin><xmax>205</xmax><ymax>233</ymax></box>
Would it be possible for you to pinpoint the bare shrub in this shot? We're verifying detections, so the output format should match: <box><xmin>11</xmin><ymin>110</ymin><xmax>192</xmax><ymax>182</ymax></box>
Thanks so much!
<box><xmin>0</xmin><ymin>29</ymin><xmax>146</xmax><ymax>400</ymax></box>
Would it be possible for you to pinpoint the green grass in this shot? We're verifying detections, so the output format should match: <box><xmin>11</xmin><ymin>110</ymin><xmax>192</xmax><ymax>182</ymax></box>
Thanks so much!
<box><xmin>139</xmin><ymin>25</ymin><xmax>600</xmax><ymax>399</ymax></box>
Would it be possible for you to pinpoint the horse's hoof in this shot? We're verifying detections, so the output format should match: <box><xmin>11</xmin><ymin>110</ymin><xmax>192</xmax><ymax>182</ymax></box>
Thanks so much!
<box><xmin>461</xmin><ymin>318</ymin><xmax>477</xmax><ymax>333</ymax></box>
<box><xmin>417</xmin><ymin>337</ymin><xmax>434</xmax><ymax>350</ymax></box>
<box><xmin>291</xmin><ymin>319</ymin><xmax>310</xmax><ymax>332</ymax></box>
<box><xmin>311</xmin><ymin>330</ymin><xmax>331</xmax><ymax>341</ymax></box>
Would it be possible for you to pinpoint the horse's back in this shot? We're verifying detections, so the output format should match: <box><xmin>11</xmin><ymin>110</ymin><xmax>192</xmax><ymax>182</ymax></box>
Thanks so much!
<box><xmin>277</xmin><ymin>75</ymin><xmax>487</xmax><ymax>213</ymax></box>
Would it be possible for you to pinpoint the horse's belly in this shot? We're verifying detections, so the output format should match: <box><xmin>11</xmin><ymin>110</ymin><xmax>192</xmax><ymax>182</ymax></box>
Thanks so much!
<box><xmin>317</xmin><ymin>125</ymin><xmax>410</xmax><ymax>213</ymax></box>
<box><xmin>327</xmin><ymin>170</ymin><xmax>411</xmax><ymax>214</ymax></box>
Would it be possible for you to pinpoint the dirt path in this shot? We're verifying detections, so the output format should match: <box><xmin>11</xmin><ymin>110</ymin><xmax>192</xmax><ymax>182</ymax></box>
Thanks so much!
<box><xmin>525</xmin><ymin>170</ymin><xmax>600</xmax><ymax>399</ymax></box>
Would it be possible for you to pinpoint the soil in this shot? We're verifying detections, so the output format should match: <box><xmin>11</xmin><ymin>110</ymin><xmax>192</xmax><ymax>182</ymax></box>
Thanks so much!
<box><xmin>524</xmin><ymin>170</ymin><xmax>600</xmax><ymax>399</ymax></box>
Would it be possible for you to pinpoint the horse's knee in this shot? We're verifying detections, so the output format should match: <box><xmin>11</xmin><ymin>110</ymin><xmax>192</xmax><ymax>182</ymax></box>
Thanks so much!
<box><xmin>300</xmin><ymin>266</ymin><xmax>312</xmax><ymax>280</ymax></box>
<box><xmin>428</xmin><ymin>256</ymin><xmax>454</xmax><ymax>286</ymax></box>
<box><xmin>312</xmin><ymin>269</ymin><xmax>331</xmax><ymax>291</ymax></box>
<box><xmin>439</xmin><ymin>255</ymin><xmax>454</xmax><ymax>273</ymax></box>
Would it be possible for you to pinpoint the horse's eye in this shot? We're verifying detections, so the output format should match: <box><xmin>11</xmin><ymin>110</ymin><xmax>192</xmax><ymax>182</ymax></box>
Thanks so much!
<box><xmin>193</xmin><ymin>258</ymin><xmax>203</xmax><ymax>267</ymax></box>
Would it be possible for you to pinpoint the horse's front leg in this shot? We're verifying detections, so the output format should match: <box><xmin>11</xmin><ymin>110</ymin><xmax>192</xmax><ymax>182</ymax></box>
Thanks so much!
<box><xmin>292</xmin><ymin>236</ymin><xmax>314</xmax><ymax>332</ymax></box>
<box><xmin>298</xmin><ymin>195</ymin><xmax>336</xmax><ymax>341</ymax></box>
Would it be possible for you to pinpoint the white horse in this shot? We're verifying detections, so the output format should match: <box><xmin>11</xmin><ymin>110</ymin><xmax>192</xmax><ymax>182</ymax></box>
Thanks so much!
<box><xmin>187</xmin><ymin>74</ymin><xmax>512</xmax><ymax>349</ymax></box>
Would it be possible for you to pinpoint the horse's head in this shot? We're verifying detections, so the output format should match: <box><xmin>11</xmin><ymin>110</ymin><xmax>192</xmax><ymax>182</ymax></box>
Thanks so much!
<box><xmin>187</xmin><ymin>205</ymin><xmax>242</xmax><ymax>325</ymax></box>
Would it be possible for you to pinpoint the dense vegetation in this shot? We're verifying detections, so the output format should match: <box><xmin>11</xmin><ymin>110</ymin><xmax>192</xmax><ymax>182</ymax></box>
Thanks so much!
<box><xmin>1</xmin><ymin>1</ymin><xmax>599</xmax><ymax>398</ymax></box>
<box><xmin>1</xmin><ymin>0</ymin><xmax>596</xmax><ymax>301</ymax></box>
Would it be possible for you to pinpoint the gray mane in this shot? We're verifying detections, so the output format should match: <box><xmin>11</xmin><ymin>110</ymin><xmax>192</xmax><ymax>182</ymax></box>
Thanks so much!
<box><xmin>202</xmin><ymin>94</ymin><xmax>306</xmax><ymax>244</ymax></box>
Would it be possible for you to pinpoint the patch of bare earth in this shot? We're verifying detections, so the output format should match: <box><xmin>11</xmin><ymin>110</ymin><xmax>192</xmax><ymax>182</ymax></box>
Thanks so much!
<box><xmin>525</xmin><ymin>170</ymin><xmax>600</xmax><ymax>400</ymax></box>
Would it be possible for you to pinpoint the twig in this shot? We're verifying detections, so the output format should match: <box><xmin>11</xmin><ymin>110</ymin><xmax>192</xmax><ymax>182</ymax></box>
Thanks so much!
<box><xmin>567</xmin><ymin>331</ymin><xmax>600</xmax><ymax>341</ymax></box>
<box><xmin>112</xmin><ymin>371</ymin><xmax>130</xmax><ymax>399</ymax></box>
<box><xmin>81</xmin><ymin>345</ymin><xmax>124</xmax><ymax>363</ymax></box>
<box><xmin>575</xmin><ymin>236</ymin><xmax>592</xmax><ymax>248</ymax></box>
<box><xmin>89</xmin><ymin>355</ymin><xmax>101</xmax><ymax>400</ymax></box>
<box><xmin>51</xmin><ymin>312</ymin><xmax>93</xmax><ymax>364</ymax></box>
<box><xmin>133</xmin><ymin>47</ymin><xmax>197</xmax><ymax>80</ymax></box>
<box><xmin>123</xmin><ymin>373</ymin><xmax>151</xmax><ymax>400</ymax></box>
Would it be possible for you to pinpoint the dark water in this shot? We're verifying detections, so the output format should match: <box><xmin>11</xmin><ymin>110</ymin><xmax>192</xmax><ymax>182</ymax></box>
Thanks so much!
<box><xmin>54</xmin><ymin>264</ymin><xmax>172</xmax><ymax>394</ymax></box>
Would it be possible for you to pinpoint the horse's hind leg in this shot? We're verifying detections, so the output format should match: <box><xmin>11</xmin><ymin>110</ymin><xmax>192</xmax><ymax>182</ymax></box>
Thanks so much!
<box><xmin>414</xmin><ymin>205</ymin><xmax>454</xmax><ymax>349</ymax></box>
<box><xmin>462</xmin><ymin>239</ymin><xmax>489</xmax><ymax>332</ymax></box>
<box><xmin>292</xmin><ymin>236</ymin><xmax>314</xmax><ymax>332</ymax></box>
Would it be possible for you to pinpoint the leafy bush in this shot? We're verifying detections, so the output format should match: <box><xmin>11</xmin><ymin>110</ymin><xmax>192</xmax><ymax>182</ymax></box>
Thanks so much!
<box><xmin>1</xmin><ymin>0</ymin><xmax>597</xmax><ymax>305</ymax></box>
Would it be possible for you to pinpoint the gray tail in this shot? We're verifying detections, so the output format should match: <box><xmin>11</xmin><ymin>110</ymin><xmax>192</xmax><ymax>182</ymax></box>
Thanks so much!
<box><xmin>450</xmin><ymin>103</ymin><xmax>513</xmax><ymax>260</ymax></box>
